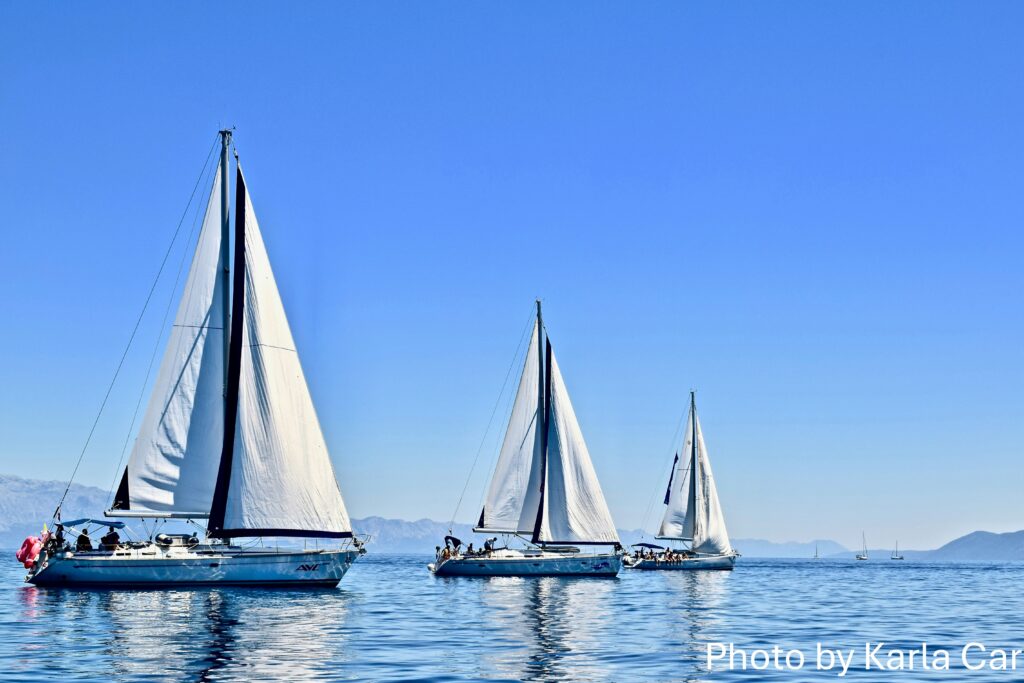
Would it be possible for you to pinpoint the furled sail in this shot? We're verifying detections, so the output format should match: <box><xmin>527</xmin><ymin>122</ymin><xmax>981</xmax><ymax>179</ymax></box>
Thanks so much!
<box><xmin>657</xmin><ymin>404</ymin><xmax>732</xmax><ymax>554</ymax></box>
<box><xmin>534</xmin><ymin>348</ymin><xmax>620</xmax><ymax>545</ymax></box>
<box><xmin>113</xmin><ymin>167</ymin><xmax>226</xmax><ymax>514</ymax></box>
<box><xmin>208</xmin><ymin>168</ymin><xmax>352</xmax><ymax>538</ymax></box>
<box><xmin>476</xmin><ymin>322</ymin><xmax>543</xmax><ymax>534</ymax></box>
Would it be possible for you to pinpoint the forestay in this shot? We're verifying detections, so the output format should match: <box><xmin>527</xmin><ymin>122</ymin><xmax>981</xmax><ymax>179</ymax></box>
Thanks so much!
<box><xmin>114</xmin><ymin>167</ymin><xmax>226</xmax><ymax>514</ymax></box>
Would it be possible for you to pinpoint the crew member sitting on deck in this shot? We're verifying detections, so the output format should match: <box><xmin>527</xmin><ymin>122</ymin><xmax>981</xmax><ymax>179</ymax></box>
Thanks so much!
<box><xmin>76</xmin><ymin>529</ymin><xmax>93</xmax><ymax>552</ymax></box>
<box><xmin>100</xmin><ymin>526</ymin><xmax>121</xmax><ymax>550</ymax></box>
<box><xmin>51</xmin><ymin>524</ymin><xmax>66</xmax><ymax>551</ymax></box>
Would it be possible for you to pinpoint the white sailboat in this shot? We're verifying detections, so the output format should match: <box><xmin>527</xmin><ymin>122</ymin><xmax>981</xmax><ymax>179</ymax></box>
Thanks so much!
<box><xmin>891</xmin><ymin>540</ymin><xmax>904</xmax><ymax>561</ymax></box>
<box><xmin>856</xmin><ymin>532</ymin><xmax>869</xmax><ymax>561</ymax></box>
<box><xmin>429</xmin><ymin>301</ymin><xmax>623</xmax><ymax>577</ymax></box>
<box><xmin>25</xmin><ymin>131</ymin><xmax>364</xmax><ymax>587</ymax></box>
<box><xmin>627</xmin><ymin>391</ymin><xmax>738</xmax><ymax>570</ymax></box>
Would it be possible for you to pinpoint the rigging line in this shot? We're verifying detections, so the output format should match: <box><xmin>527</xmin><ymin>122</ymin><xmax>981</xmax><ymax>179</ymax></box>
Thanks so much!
<box><xmin>447</xmin><ymin>304</ymin><xmax>537</xmax><ymax>533</ymax></box>
<box><xmin>53</xmin><ymin>133</ymin><xmax>221</xmax><ymax>521</ymax></box>
<box><xmin>105</xmin><ymin>146</ymin><xmax>220</xmax><ymax>501</ymax></box>
<box><xmin>638</xmin><ymin>400</ymin><xmax>689</xmax><ymax>537</ymax></box>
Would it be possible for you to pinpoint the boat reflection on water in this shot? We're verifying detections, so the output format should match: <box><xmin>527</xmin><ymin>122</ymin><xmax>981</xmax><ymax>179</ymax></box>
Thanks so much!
<box><xmin>662</xmin><ymin>569</ymin><xmax>730</xmax><ymax>676</ymax></box>
<box><xmin>17</xmin><ymin>586</ymin><xmax>352</xmax><ymax>681</ymax></box>
<box><xmin>478</xmin><ymin>576</ymin><xmax>617</xmax><ymax>681</ymax></box>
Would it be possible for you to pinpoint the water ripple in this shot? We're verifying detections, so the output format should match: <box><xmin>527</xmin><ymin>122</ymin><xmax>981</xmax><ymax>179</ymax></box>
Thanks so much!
<box><xmin>2</xmin><ymin>556</ymin><xmax>1023</xmax><ymax>681</ymax></box>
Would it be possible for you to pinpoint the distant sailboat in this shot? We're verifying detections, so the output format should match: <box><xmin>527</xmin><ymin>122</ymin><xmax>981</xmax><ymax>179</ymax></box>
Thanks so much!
<box><xmin>626</xmin><ymin>391</ymin><xmax>738</xmax><ymax>570</ymax></box>
<box><xmin>891</xmin><ymin>540</ymin><xmax>904</xmax><ymax>561</ymax></box>
<box><xmin>814</xmin><ymin>543</ymin><xmax>820</xmax><ymax>560</ymax></box>
<box><xmin>856</xmin><ymin>532</ymin><xmax>869</xmax><ymax>561</ymax></box>
<box><xmin>24</xmin><ymin>131</ymin><xmax>364</xmax><ymax>587</ymax></box>
<box><xmin>429</xmin><ymin>301</ymin><xmax>623</xmax><ymax>577</ymax></box>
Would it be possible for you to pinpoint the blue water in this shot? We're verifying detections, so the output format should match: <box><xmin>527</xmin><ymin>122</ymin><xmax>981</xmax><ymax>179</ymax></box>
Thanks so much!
<box><xmin>2</xmin><ymin>555</ymin><xmax>1022</xmax><ymax>681</ymax></box>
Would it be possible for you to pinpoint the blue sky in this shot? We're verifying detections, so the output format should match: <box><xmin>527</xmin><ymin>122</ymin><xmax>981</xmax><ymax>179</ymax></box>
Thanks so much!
<box><xmin>1</xmin><ymin>3</ymin><xmax>1022</xmax><ymax>549</ymax></box>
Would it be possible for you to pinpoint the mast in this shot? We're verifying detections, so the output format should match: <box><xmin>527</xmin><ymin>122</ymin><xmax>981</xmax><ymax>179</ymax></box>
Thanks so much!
<box><xmin>689</xmin><ymin>390</ymin><xmax>700</xmax><ymax>546</ymax></box>
<box><xmin>218</xmin><ymin>129</ymin><xmax>232</xmax><ymax>394</ymax></box>
<box><xmin>208</xmin><ymin>160</ymin><xmax>247</xmax><ymax>536</ymax></box>
<box><xmin>531</xmin><ymin>299</ymin><xmax>549</xmax><ymax>544</ymax></box>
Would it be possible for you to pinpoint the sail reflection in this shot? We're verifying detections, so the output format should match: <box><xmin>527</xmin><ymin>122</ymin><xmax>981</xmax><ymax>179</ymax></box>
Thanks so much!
<box><xmin>479</xmin><ymin>576</ymin><xmax>618</xmax><ymax>682</ymax></box>
<box><xmin>17</xmin><ymin>586</ymin><xmax>352</xmax><ymax>681</ymax></box>
<box><xmin>662</xmin><ymin>570</ymin><xmax>731</xmax><ymax>682</ymax></box>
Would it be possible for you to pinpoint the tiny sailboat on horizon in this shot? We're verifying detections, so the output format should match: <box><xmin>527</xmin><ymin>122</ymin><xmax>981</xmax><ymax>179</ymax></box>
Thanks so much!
<box><xmin>23</xmin><ymin>131</ymin><xmax>365</xmax><ymax>587</ymax></box>
<box><xmin>891</xmin><ymin>540</ymin><xmax>904</xmax><ymax>561</ymax></box>
<box><xmin>626</xmin><ymin>391</ymin><xmax>738</xmax><ymax>570</ymax></box>
<box><xmin>429</xmin><ymin>301</ymin><xmax>624</xmax><ymax>577</ymax></box>
<box><xmin>856</xmin><ymin>532</ymin><xmax>869</xmax><ymax>561</ymax></box>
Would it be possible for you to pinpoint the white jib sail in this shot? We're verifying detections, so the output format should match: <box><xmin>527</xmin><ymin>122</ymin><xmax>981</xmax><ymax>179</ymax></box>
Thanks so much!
<box><xmin>122</xmin><ymin>167</ymin><xmax>225</xmax><ymax>513</ymax></box>
<box><xmin>536</xmin><ymin>352</ymin><xmax>619</xmax><ymax>545</ymax></box>
<box><xmin>691</xmin><ymin>416</ymin><xmax>731</xmax><ymax>554</ymax></box>
<box><xmin>220</xmin><ymin>180</ymin><xmax>352</xmax><ymax>535</ymax></box>
<box><xmin>478</xmin><ymin>322</ymin><xmax>543</xmax><ymax>534</ymax></box>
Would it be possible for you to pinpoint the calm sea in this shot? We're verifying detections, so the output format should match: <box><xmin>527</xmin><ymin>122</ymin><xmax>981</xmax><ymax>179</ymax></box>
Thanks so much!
<box><xmin>2</xmin><ymin>554</ymin><xmax>1021</xmax><ymax>681</ymax></box>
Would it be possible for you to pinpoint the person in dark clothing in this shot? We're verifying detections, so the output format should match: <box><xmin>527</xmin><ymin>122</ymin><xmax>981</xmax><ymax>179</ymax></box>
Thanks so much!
<box><xmin>100</xmin><ymin>526</ymin><xmax>121</xmax><ymax>551</ymax></box>
<box><xmin>76</xmin><ymin>529</ymin><xmax>93</xmax><ymax>552</ymax></box>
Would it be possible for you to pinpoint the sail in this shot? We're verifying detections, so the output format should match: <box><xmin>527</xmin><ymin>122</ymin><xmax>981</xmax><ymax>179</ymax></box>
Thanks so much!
<box><xmin>476</xmin><ymin>322</ymin><xmax>544</xmax><ymax>534</ymax></box>
<box><xmin>534</xmin><ymin>349</ymin><xmax>619</xmax><ymax>545</ymax></box>
<box><xmin>210</xmin><ymin>169</ymin><xmax>352</xmax><ymax>537</ymax></box>
<box><xmin>114</xmin><ymin>167</ymin><xmax>226</xmax><ymax>514</ymax></box>
<box><xmin>656</xmin><ymin>412</ymin><xmax>696</xmax><ymax>540</ymax></box>
<box><xmin>690</xmin><ymin>417</ymin><xmax>732</xmax><ymax>554</ymax></box>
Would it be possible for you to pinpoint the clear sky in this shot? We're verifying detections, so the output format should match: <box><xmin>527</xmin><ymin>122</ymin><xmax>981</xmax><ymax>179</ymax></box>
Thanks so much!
<box><xmin>1</xmin><ymin>3</ymin><xmax>1021</xmax><ymax>550</ymax></box>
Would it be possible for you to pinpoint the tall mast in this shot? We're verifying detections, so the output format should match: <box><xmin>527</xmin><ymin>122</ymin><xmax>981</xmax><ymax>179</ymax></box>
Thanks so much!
<box><xmin>218</xmin><ymin>129</ymin><xmax>232</xmax><ymax>394</ymax></box>
<box><xmin>689</xmin><ymin>390</ymin><xmax>699</xmax><ymax>545</ymax></box>
<box><xmin>531</xmin><ymin>299</ymin><xmax>549</xmax><ymax>544</ymax></box>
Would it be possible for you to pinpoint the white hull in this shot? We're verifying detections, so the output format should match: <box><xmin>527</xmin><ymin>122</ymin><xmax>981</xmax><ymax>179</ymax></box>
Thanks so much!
<box><xmin>625</xmin><ymin>553</ymin><xmax>737</xmax><ymax>571</ymax></box>
<box><xmin>430</xmin><ymin>548</ymin><xmax>621</xmax><ymax>577</ymax></box>
<box><xmin>27</xmin><ymin>544</ymin><xmax>359</xmax><ymax>588</ymax></box>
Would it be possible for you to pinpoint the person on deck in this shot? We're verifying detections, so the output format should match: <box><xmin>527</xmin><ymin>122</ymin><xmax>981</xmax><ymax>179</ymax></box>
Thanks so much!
<box><xmin>100</xmin><ymin>526</ymin><xmax>121</xmax><ymax>550</ymax></box>
<box><xmin>76</xmin><ymin>529</ymin><xmax>93</xmax><ymax>552</ymax></box>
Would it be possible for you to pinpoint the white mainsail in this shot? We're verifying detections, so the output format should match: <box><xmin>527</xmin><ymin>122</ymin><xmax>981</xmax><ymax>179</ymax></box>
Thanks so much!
<box><xmin>658</xmin><ymin>400</ymin><xmax>732</xmax><ymax>555</ymax></box>
<box><xmin>535</xmin><ymin>353</ymin><xmax>619</xmax><ymax>545</ymax></box>
<box><xmin>118</xmin><ymin>167</ymin><xmax>226</xmax><ymax>514</ymax></box>
<box><xmin>476</xmin><ymin>306</ymin><xmax>618</xmax><ymax>546</ymax></box>
<box><xmin>215</xmin><ymin>172</ymin><xmax>352</xmax><ymax>537</ymax></box>
<box><xmin>477</xmin><ymin>322</ymin><xmax>543</xmax><ymax>534</ymax></box>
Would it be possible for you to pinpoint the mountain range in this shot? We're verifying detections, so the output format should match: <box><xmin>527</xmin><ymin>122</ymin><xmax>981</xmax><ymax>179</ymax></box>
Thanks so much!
<box><xmin>1</xmin><ymin>474</ymin><xmax>1020</xmax><ymax>561</ymax></box>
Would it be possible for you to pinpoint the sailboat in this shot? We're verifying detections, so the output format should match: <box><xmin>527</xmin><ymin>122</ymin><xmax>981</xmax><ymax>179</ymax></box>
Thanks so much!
<box><xmin>627</xmin><ymin>391</ymin><xmax>738</xmax><ymax>570</ymax></box>
<box><xmin>25</xmin><ymin>131</ymin><xmax>364</xmax><ymax>587</ymax></box>
<box><xmin>429</xmin><ymin>301</ymin><xmax>623</xmax><ymax>577</ymax></box>
<box><xmin>856</xmin><ymin>532</ymin><xmax>869</xmax><ymax>561</ymax></box>
<box><xmin>814</xmin><ymin>543</ymin><xmax>820</xmax><ymax>560</ymax></box>
<box><xmin>891</xmin><ymin>540</ymin><xmax>904</xmax><ymax>561</ymax></box>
